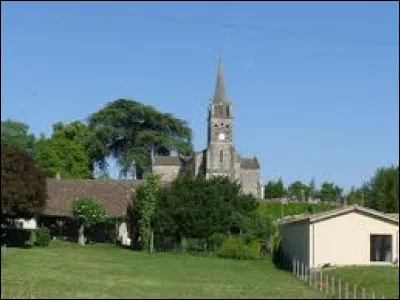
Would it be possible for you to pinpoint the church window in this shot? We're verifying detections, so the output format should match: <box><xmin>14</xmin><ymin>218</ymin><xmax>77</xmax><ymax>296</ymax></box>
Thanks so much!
<box><xmin>226</xmin><ymin>106</ymin><xmax>230</xmax><ymax>117</ymax></box>
<box><xmin>220</xmin><ymin>149</ymin><xmax>223</xmax><ymax>163</ymax></box>
<box><xmin>214</xmin><ymin>124</ymin><xmax>218</xmax><ymax>128</ymax></box>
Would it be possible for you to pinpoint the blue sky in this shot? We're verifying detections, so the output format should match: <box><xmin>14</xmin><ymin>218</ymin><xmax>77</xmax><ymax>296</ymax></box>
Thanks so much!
<box><xmin>1</xmin><ymin>1</ymin><xmax>399</xmax><ymax>191</ymax></box>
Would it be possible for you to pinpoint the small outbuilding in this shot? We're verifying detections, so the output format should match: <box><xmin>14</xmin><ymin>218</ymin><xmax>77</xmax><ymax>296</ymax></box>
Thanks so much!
<box><xmin>279</xmin><ymin>205</ymin><xmax>399</xmax><ymax>269</ymax></box>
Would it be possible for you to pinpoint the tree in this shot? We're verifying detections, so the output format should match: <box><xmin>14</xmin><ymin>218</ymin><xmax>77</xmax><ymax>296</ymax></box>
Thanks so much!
<box><xmin>1</xmin><ymin>143</ymin><xmax>47</xmax><ymax>218</ymax></box>
<box><xmin>88</xmin><ymin>99</ymin><xmax>193</xmax><ymax>179</ymax></box>
<box><xmin>309</xmin><ymin>178</ymin><xmax>316</xmax><ymax>199</ymax></box>
<box><xmin>150</xmin><ymin>173</ymin><xmax>258</xmax><ymax>246</ymax></box>
<box><xmin>51</xmin><ymin>121</ymin><xmax>107</xmax><ymax>176</ymax></box>
<box><xmin>32</xmin><ymin>122</ymin><xmax>97</xmax><ymax>179</ymax></box>
<box><xmin>288</xmin><ymin>181</ymin><xmax>310</xmax><ymax>201</ymax></box>
<box><xmin>72</xmin><ymin>197</ymin><xmax>108</xmax><ymax>246</ymax></box>
<box><xmin>368</xmin><ymin>166</ymin><xmax>399</xmax><ymax>213</ymax></box>
<box><xmin>131</xmin><ymin>174</ymin><xmax>160</xmax><ymax>251</ymax></box>
<box><xmin>264</xmin><ymin>178</ymin><xmax>286</xmax><ymax>199</ymax></box>
<box><xmin>1</xmin><ymin>119</ymin><xmax>36</xmax><ymax>153</ymax></box>
<box><xmin>320</xmin><ymin>182</ymin><xmax>342</xmax><ymax>202</ymax></box>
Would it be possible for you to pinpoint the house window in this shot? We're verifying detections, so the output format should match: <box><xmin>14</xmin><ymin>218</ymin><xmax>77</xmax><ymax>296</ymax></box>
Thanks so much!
<box><xmin>220</xmin><ymin>149</ymin><xmax>223</xmax><ymax>163</ymax></box>
<box><xmin>370</xmin><ymin>234</ymin><xmax>392</xmax><ymax>262</ymax></box>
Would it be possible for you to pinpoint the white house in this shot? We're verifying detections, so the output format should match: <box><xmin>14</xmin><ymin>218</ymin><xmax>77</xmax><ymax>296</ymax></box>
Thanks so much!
<box><xmin>279</xmin><ymin>205</ymin><xmax>399</xmax><ymax>269</ymax></box>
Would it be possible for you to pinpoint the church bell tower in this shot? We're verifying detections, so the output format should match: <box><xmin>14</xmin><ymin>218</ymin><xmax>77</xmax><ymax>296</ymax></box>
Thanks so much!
<box><xmin>206</xmin><ymin>55</ymin><xmax>236</xmax><ymax>179</ymax></box>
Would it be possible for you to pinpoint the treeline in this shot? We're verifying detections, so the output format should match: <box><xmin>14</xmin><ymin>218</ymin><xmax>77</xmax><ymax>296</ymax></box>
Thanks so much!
<box><xmin>264</xmin><ymin>166</ymin><xmax>399</xmax><ymax>213</ymax></box>
<box><xmin>264</xmin><ymin>178</ymin><xmax>342</xmax><ymax>202</ymax></box>
<box><xmin>1</xmin><ymin>99</ymin><xmax>193</xmax><ymax>180</ymax></box>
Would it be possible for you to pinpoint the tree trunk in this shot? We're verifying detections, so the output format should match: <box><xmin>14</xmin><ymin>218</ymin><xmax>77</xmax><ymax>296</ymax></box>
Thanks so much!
<box><xmin>149</xmin><ymin>229</ymin><xmax>154</xmax><ymax>253</ymax></box>
<box><xmin>78</xmin><ymin>224</ymin><xmax>85</xmax><ymax>246</ymax></box>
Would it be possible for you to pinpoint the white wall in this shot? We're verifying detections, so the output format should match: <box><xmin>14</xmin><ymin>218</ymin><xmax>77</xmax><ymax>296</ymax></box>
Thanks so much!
<box><xmin>14</xmin><ymin>218</ymin><xmax>37</xmax><ymax>230</ymax></box>
<box><xmin>311</xmin><ymin>212</ymin><xmax>399</xmax><ymax>268</ymax></box>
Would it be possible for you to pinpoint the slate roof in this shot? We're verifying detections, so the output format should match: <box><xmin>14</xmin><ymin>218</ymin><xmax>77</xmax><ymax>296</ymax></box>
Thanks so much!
<box><xmin>240</xmin><ymin>157</ymin><xmax>260</xmax><ymax>170</ymax></box>
<box><xmin>44</xmin><ymin>179</ymin><xmax>143</xmax><ymax>217</ymax></box>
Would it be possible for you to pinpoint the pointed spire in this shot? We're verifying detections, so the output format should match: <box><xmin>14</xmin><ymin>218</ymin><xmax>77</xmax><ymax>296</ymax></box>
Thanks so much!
<box><xmin>213</xmin><ymin>52</ymin><xmax>228</xmax><ymax>103</ymax></box>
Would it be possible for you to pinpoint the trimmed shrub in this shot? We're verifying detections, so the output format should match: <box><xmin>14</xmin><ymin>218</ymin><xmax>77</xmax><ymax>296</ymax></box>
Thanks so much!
<box><xmin>35</xmin><ymin>228</ymin><xmax>51</xmax><ymax>247</ymax></box>
<box><xmin>217</xmin><ymin>236</ymin><xmax>260</xmax><ymax>260</ymax></box>
<box><xmin>208</xmin><ymin>233</ymin><xmax>225</xmax><ymax>251</ymax></box>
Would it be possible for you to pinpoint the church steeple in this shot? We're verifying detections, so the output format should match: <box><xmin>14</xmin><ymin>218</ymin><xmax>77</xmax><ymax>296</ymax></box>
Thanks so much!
<box><xmin>213</xmin><ymin>54</ymin><xmax>228</xmax><ymax>103</ymax></box>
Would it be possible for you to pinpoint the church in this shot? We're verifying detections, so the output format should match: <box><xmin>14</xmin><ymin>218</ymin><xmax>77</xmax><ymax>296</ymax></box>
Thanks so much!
<box><xmin>153</xmin><ymin>57</ymin><xmax>262</xmax><ymax>198</ymax></box>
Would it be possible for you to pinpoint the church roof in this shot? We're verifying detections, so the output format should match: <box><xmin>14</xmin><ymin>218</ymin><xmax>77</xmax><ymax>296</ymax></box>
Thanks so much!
<box><xmin>153</xmin><ymin>155</ymin><xmax>192</xmax><ymax>166</ymax></box>
<box><xmin>213</xmin><ymin>54</ymin><xmax>229</xmax><ymax>104</ymax></box>
<box><xmin>240</xmin><ymin>157</ymin><xmax>260</xmax><ymax>170</ymax></box>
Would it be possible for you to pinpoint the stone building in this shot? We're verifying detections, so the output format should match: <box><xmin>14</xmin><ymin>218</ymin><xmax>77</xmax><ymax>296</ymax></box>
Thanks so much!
<box><xmin>153</xmin><ymin>57</ymin><xmax>262</xmax><ymax>198</ymax></box>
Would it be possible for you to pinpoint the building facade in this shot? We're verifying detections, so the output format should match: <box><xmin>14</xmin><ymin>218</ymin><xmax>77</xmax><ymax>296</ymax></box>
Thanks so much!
<box><xmin>153</xmin><ymin>57</ymin><xmax>262</xmax><ymax>198</ymax></box>
<box><xmin>279</xmin><ymin>205</ymin><xmax>399</xmax><ymax>268</ymax></box>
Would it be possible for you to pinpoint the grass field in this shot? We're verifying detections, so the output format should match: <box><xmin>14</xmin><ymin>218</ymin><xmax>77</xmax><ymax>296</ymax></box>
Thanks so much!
<box><xmin>1</xmin><ymin>241</ymin><xmax>323</xmax><ymax>299</ymax></box>
<box><xmin>324</xmin><ymin>266</ymin><xmax>399</xmax><ymax>299</ymax></box>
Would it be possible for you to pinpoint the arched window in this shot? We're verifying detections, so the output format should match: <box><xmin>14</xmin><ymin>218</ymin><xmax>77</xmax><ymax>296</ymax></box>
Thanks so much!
<box><xmin>220</xmin><ymin>149</ymin><xmax>223</xmax><ymax>163</ymax></box>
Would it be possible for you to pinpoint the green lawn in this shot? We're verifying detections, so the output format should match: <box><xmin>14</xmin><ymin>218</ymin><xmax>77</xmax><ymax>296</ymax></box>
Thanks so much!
<box><xmin>324</xmin><ymin>266</ymin><xmax>399</xmax><ymax>299</ymax></box>
<box><xmin>1</xmin><ymin>241</ymin><xmax>323</xmax><ymax>299</ymax></box>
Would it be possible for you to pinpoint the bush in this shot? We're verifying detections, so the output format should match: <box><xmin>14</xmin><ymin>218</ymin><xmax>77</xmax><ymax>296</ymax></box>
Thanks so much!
<box><xmin>217</xmin><ymin>236</ymin><xmax>260</xmax><ymax>260</ymax></box>
<box><xmin>35</xmin><ymin>228</ymin><xmax>51</xmax><ymax>247</ymax></box>
<box><xmin>4</xmin><ymin>228</ymin><xmax>31</xmax><ymax>247</ymax></box>
<box><xmin>208</xmin><ymin>233</ymin><xmax>225</xmax><ymax>251</ymax></box>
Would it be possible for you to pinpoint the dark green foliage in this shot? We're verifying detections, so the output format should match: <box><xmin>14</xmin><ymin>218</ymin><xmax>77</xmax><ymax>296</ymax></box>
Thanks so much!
<box><xmin>208</xmin><ymin>233</ymin><xmax>225</xmax><ymax>251</ymax></box>
<box><xmin>320</xmin><ymin>182</ymin><xmax>342</xmax><ymax>202</ymax></box>
<box><xmin>264</xmin><ymin>178</ymin><xmax>286</xmax><ymax>199</ymax></box>
<box><xmin>368</xmin><ymin>166</ymin><xmax>399</xmax><ymax>213</ymax></box>
<box><xmin>1</xmin><ymin>143</ymin><xmax>47</xmax><ymax>218</ymax></box>
<box><xmin>89</xmin><ymin>99</ymin><xmax>193</xmax><ymax>179</ymax></box>
<box><xmin>346</xmin><ymin>166</ymin><xmax>398</xmax><ymax>213</ymax></box>
<box><xmin>35</xmin><ymin>228</ymin><xmax>51</xmax><ymax>247</ymax></box>
<box><xmin>4</xmin><ymin>229</ymin><xmax>31</xmax><ymax>247</ymax></box>
<box><xmin>151</xmin><ymin>173</ymin><xmax>258</xmax><ymax>243</ymax></box>
<box><xmin>1</xmin><ymin>119</ymin><xmax>36</xmax><ymax>153</ymax></box>
<box><xmin>217</xmin><ymin>236</ymin><xmax>260</xmax><ymax>260</ymax></box>
<box><xmin>288</xmin><ymin>181</ymin><xmax>311</xmax><ymax>200</ymax></box>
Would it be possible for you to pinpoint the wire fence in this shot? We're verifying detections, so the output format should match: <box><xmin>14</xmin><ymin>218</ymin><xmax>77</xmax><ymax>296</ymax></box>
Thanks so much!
<box><xmin>292</xmin><ymin>259</ymin><xmax>385</xmax><ymax>299</ymax></box>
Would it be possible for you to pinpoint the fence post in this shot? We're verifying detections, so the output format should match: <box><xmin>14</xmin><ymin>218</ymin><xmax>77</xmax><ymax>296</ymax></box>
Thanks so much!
<box><xmin>362</xmin><ymin>288</ymin><xmax>366</xmax><ymax>299</ymax></box>
<box><xmin>345</xmin><ymin>281</ymin><xmax>349</xmax><ymax>299</ymax></box>
<box><xmin>319</xmin><ymin>270</ymin><xmax>323</xmax><ymax>291</ymax></box>
<box><xmin>297</xmin><ymin>260</ymin><xmax>300</xmax><ymax>277</ymax></box>
<box><xmin>372</xmin><ymin>290</ymin><xmax>375</xmax><ymax>299</ymax></box>
<box><xmin>293</xmin><ymin>259</ymin><xmax>296</xmax><ymax>275</ymax></box>
<box><xmin>325</xmin><ymin>275</ymin><xmax>329</xmax><ymax>296</ymax></box>
<box><xmin>301</xmin><ymin>262</ymin><xmax>305</xmax><ymax>280</ymax></box>
<box><xmin>354</xmin><ymin>284</ymin><xmax>357</xmax><ymax>299</ymax></box>
<box><xmin>331</xmin><ymin>276</ymin><xmax>335</xmax><ymax>297</ymax></box>
<box><xmin>338</xmin><ymin>278</ymin><xmax>341</xmax><ymax>299</ymax></box>
<box><xmin>308</xmin><ymin>266</ymin><xmax>312</xmax><ymax>287</ymax></box>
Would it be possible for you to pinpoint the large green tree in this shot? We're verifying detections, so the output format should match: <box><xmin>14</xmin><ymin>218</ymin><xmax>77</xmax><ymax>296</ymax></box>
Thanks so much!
<box><xmin>1</xmin><ymin>143</ymin><xmax>47</xmax><ymax>218</ymax></box>
<box><xmin>1</xmin><ymin>119</ymin><xmax>36</xmax><ymax>153</ymax></box>
<box><xmin>288</xmin><ymin>181</ymin><xmax>311</xmax><ymax>201</ymax></box>
<box><xmin>88</xmin><ymin>99</ymin><xmax>193</xmax><ymax>179</ymax></box>
<box><xmin>320</xmin><ymin>182</ymin><xmax>342</xmax><ymax>202</ymax></box>
<box><xmin>368</xmin><ymin>166</ymin><xmax>399</xmax><ymax>213</ymax></box>
<box><xmin>32</xmin><ymin>122</ymin><xmax>103</xmax><ymax>179</ymax></box>
<box><xmin>264</xmin><ymin>178</ymin><xmax>286</xmax><ymax>199</ymax></box>
<box><xmin>149</xmin><ymin>173</ymin><xmax>258</xmax><ymax>246</ymax></box>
